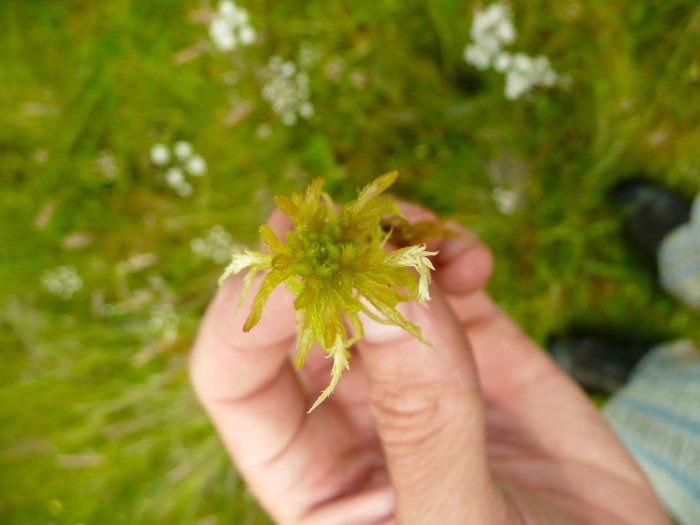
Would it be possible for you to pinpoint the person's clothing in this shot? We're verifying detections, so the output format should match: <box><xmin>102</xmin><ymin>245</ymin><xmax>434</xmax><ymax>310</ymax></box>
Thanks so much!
<box><xmin>605</xmin><ymin>192</ymin><xmax>700</xmax><ymax>524</ymax></box>
<box><xmin>605</xmin><ymin>340</ymin><xmax>700</xmax><ymax>525</ymax></box>
<box><xmin>659</xmin><ymin>194</ymin><xmax>700</xmax><ymax>310</ymax></box>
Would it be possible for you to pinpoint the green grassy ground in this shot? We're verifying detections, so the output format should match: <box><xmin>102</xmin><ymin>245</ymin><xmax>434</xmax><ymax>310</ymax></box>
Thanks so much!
<box><xmin>1</xmin><ymin>1</ymin><xmax>699</xmax><ymax>523</ymax></box>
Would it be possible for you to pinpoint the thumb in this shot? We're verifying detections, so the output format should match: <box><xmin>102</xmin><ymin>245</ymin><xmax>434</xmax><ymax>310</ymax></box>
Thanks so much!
<box><xmin>357</xmin><ymin>286</ymin><xmax>500</xmax><ymax>524</ymax></box>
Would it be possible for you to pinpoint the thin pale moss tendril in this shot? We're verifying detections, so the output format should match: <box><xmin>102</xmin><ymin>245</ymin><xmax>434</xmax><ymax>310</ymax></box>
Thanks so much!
<box><xmin>219</xmin><ymin>172</ymin><xmax>439</xmax><ymax>411</ymax></box>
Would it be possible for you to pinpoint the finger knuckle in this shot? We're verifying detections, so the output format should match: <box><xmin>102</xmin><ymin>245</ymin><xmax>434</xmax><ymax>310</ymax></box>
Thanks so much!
<box><xmin>370</xmin><ymin>377</ymin><xmax>449</xmax><ymax>449</ymax></box>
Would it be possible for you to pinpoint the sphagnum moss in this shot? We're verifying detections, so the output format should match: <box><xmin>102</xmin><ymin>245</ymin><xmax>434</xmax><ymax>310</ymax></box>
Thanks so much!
<box><xmin>219</xmin><ymin>172</ymin><xmax>438</xmax><ymax>411</ymax></box>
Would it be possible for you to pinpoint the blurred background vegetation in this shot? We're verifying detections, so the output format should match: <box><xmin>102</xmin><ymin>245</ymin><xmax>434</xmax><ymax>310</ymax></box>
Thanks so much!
<box><xmin>1</xmin><ymin>0</ymin><xmax>699</xmax><ymax>523</ymax></box>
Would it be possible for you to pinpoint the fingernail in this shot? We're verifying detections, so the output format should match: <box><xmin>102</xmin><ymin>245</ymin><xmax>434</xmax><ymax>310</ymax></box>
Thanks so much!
<box><xmin>436</xmin><ymin>234</ymin><xmax>479</xmax><ymax>263</ymax></box>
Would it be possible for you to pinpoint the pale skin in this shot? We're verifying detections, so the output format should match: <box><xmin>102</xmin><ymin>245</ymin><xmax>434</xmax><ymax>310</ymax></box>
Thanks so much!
<box><xmin>190</xmin><ymin>202</ymin><xmax>671</xmax><ymax>525</ymax></box>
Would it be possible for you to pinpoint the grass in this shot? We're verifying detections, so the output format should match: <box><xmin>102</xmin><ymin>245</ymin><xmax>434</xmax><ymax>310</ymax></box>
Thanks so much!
<box><xmin>1</xmin><ymin>0</ymin><xmax>699</xmax><ymax>523</ymax></box>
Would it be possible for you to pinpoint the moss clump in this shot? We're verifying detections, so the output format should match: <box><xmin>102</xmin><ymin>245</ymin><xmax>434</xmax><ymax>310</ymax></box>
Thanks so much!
<box><xmin>220</xmin><ymin>172</ymin><xmax>438</xmax><ymax>410</ymax></box>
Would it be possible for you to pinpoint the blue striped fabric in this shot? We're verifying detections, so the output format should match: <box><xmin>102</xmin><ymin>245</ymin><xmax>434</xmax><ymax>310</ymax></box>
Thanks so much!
<box><xmin>604</xmin><ymin>340</ymin><xmax>700</xmax><ymax>524</ymax></box>
<box><xmin>658</xmin><ymin>194</ymin><xmax>700</xmax><ymax>310</ymax></box>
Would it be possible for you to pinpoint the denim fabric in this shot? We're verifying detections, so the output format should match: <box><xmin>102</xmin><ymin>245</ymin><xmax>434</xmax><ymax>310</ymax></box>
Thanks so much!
<box><xmin>605</xmin><ymin>340</ymin><xmax>700</xmax><ymax>524</ymax></box>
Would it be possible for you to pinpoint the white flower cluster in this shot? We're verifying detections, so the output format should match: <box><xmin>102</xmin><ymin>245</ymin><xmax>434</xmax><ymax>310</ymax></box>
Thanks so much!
<box><xmin>96</xmin><ymin>150</ymin><xmax>118</xmax><ymax>180</ymax></box>
<box><xmin>464</xmin><ymin>2</ymin><xmax>516</xmax><ymax>69</ymax></box>
<box><xmin>497</xmin><ymin>53</ymin><xmax>559</xmax><ymax>100</ymax></box>
<box><xmin>209</xmin><ymin>0</ymin><xmax>257</xmax><ymax>52</ymax></box>
<box><xmin>261</xmin><ymin>56</ymin><xmax>314</xmax><ymax>126</ymax></box>
<box><xmin>487</xmin><ymin>152</ymin><xmax>529</xmax><ymax>215</ymax></box>
<box><xmin>150</xmin><ymin>141</ymin><xmax>207</xmax><ymax>197</ymax></box>
<box><xmin>492</xmin><ymin>187</ymin><xmax>521</xmax><ymax>215</ymax></box>
<box><xmin>298</xmin><ymin>42</ymin><xmax>323</xmax><ymax>70</ymax></box>
<box><xmin>41</xmin><ymin>265</ymin><xmax>83</xmax><ymax>299</ymax></box>
<box><xmin>191</xmin><ymin>225</ymin><xmax>241</xmax><ymax>264</ymax></box>
<box><xmin>149</xmin><ymin>303</ymin><xmax>179</xmax><ymax>343</ymax></box>
<box><xmin>464</xmin><ymin>2</ymin><xmax>559</xmax><ymax>100</ymax></box>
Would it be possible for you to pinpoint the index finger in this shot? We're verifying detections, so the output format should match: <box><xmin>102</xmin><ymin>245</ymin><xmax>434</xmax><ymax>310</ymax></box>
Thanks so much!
<box><xmin>189</xmin><ymin>210</ymin><xmax>308</xmax><ymax>468</ymax></box>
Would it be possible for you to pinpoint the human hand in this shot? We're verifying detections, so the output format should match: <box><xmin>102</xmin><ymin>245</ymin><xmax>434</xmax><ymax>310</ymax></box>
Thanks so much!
<box><xmin>190</xmin><ymin>204</ymin><xmax>670</xmax><ymax>525</ymax></box>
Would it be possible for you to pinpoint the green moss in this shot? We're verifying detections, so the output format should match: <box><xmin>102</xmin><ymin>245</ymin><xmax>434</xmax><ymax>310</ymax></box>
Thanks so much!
<box><xmin>220</xmin><ymin>173</ymin><xmax>437</xmax><ymax>410</ymax></box>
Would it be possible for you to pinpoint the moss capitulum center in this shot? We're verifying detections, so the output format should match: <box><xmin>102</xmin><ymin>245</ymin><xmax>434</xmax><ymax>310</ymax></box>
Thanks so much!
<box><xmin>292</xmin><ymin>224</ymin><xmax>361</xmax><ymax>280</ymax></box>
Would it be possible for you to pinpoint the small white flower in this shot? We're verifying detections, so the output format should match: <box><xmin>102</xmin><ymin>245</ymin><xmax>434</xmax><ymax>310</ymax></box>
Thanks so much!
<box><xmin>154</xmin><ymin>143</ymin><xmax>209</xmax><ymax>195</ymax></box>
<box><xmin>41</xmin><ymin>266</ymin><xmax>83</xmax><ymax>299</ymax></box>
<box><xmin>186</xmin><ymin>155</ymin><xmax>207</xmax><ymax>177</ymax></box>
<box><xmin>209</xmin><ymin>1</ymin><xmax>256</xmax><ymax>52</ymax></box>
<box><xmin>281</xmin><ymin>61</ymin><xmax>297</xmax><ymax>77</ymax></box>
<box><xmin>464</xmin><ymin>44</ymin><xmax>493</xmax><ymax>70</ymax></box>
<box><xmin>532</xmin><ymin>56</ymin><xmax>558</xmax><ymax>86</ymax></box>
<box><xmin>495</xmin><ymin>14</ymin><xmax>516</xmax><ymax>43</ymax></box>
<box><xmin>150</xmin><ymin>143</ymin><xmax>170</xmax><ymax>166</ymax></box>
<box><xmin>218</xmin><ymin>0</ymin><xmax>237</xmax><ymax>18</ymax></box>
<box><xmin>210</xmin><ymin>18</ymin><xmax>237</xmax><ymax>51</ymax></box>
<box><xmin>149</xmin><ymin>303</ymin><xmax>179</xmax><ymax>342</ymax></box>
<box><xmin>504</xmin><ymin>70</ymin><xmax>530</xmax><ymax>100</ymax></box>
<box><xmin>96</xmin><ymin>150</ymin><xmax>118</xmax><ymax>179</ymax></box>
<box><xmin>239</xmin><ymin>26</ymin><xmax>256</xmax><ymax>45</ymax></box>
<box><xmin>471</xmin><ymin>2</ymin><xmax>516</xmax><ymax>46</ymax></box>
<box><xmin>511</xmin><ymin>52</ymin><xmax>530</xmax><ymax>70</ymax></box>
<box><xmin>226</xmin><ymin>6</ymin><xmax>248</xmax><ymax>25</ymax></box>
<box><xmin>503</xmin><ymin>53</ymin><xmax>559</xmax><ymax>100</ymax></box>
<box><xmin>493</xmin><ymin>52</ymin><xmax>512</xmax><ymax>73</ymax></box>
<box><xmin>299</xmin><ymin>102</ymin><xmax>314</xmax><ymax>119</ymax></box>
<box><xmin>492</xmin><ymin>187</ymin><xmax>521</xmax><ymax>214</ymax></box>
<box><xmin>174</xmin><ymin>181</ymin><xmax>193</xmax><ymax>197</ymax></box>
<box><xmin>468</xmin><ymin>1</ymin><xmax>516</xmax><ymax>68</ymax></box>
<box><xmin>173</xmin><ymin>141</ymin><xmax>194</xmax><ymax>161</ymax></box>
<box><xmin>165</xmin><ymin>167</ymin><xmax>185</xmax><ymax>187</ymax></box>
<box><xmin>191</xmin><ymin>225</ymin><xmax>239</xmax><ymax>264</ymax></box>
